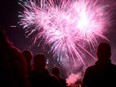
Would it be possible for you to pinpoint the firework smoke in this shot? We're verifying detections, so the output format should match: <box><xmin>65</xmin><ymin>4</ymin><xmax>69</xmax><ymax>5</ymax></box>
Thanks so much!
<box><xmin>66</xmin><ymin>72</ymin><xmax>83</xmax><ymax>86</ymax></box>
<box><xmin>19</xmin><ymin>0</ymin><xmax>113</xmax><ymax>79</ymax></box>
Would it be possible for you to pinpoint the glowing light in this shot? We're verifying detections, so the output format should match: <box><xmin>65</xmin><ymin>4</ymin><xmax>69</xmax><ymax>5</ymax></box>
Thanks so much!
<box><xmin>19</xmin><ymin>0</ymin><xmax>110</xmax><ymax>68</ymax></box>
<box><xmin>66</xmin><ymin>73</ymin><xmax>82</xmax><ymax>86</ymax></box>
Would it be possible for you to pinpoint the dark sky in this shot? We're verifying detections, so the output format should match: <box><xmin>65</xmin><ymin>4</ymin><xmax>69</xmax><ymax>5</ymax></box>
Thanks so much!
<box><xmin>0</xmin><ymin>0</ymin><xmax>30</xmax><ymax>51</ymax></box>
<box><xmin>0</xmin><ymin>0</ymin><xmax>116</xmax><ymax>64</ymax></box>
<box><xmin>0</xmin><ymin>0</ymin><xmax>49</xmax><ymax>56</ymax></box>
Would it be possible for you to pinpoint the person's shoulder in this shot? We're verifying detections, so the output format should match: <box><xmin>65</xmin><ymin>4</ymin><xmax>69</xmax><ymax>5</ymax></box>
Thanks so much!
<box><xmin>59</xmin><ymin>76</ymin><xmax>65</xmax><ymax>81</ymax></box>
<box><xmin>111</xmin><ymin>63</ymin><xmax>116</xmax><ymax>69</ymax></box>
<box><xmin>86</xmin><ymin>65</ymin><xmax>96</xmax><ymax>71</ymax></box>
<box><xmin>10</xmin><ymin>45</ymin><xmax>21</xmax><ymax>53</ymax></box>
<box><xmin>51</xmin><ymin>75</ymin><xmax>57</xmax><ymax>79</ymax></box>
<box><xmin>51</xmin><ymin>75</ymin><xmax>60</xmax><ymax>82</ymax></box>
<box><xmin>84</xmin><ymin>65</ymin><xmax>97</xmax><ymax>75</ymax></box>
<box><xmin>11</xmin><ymin>45</ymin><xmax>26</xmax><ymax>60</ymax></box>
<box><xmin>112</xmin><ymin>63</ymin><xmax>116</xmax><ymax>66</ymax></box>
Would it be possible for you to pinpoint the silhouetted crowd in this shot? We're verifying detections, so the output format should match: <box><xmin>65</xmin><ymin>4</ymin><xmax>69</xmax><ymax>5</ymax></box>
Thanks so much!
<box><xmin>1</xmin><ymin>26</ymin><xmax>116</xmax><ymax>87</ymax></box>
<box><xmin>0</xmin><ymin>26</ymin><xmax>66</xmax><ymax>87</ymax></box>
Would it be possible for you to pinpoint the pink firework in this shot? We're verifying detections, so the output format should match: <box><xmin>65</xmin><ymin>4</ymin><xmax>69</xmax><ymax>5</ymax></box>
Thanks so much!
<box><xmin>19</xmin><ymin>0</ymin><xmax>110</xmax><ymax>66</ymax></box>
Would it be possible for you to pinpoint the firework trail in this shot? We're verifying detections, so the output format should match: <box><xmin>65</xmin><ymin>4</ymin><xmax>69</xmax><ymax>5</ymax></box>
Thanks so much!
<box><xmin>19</xmin><ymin>0</ymin><xmax>111</xmax><ymax>67</ymax></box>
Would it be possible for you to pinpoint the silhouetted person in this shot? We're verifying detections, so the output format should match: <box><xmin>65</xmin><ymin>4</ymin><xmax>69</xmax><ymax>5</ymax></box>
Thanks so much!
<box><xmin>82</xmin><ymin>42</ymin><xmax>116</xmax><ymax>87</ymax></box>
<box><xmin>52</xmin><ymin>66</ymin><xmax>66</xmax><ymax>87</ymax></box>
<box><xmin>29</xmin><ymin>53</ymin><xmax>62</xmax><ymax>87</ymax></box>
<box><xmin>22</xmin><ymin>50</ymin><xmax>33</xmax><ymax>76</ymax></box>
<box><xmin>0</xmin><ymin>26</ymin><xmax>27</xmax><ymax>87</ymax></box>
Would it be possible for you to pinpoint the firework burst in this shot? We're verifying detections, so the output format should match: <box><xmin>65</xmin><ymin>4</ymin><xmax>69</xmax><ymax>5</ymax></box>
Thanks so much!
<box><xmin>19</xmin><ymin>0</ymin><xmax>110</xmax><ymax>66</ymax></box>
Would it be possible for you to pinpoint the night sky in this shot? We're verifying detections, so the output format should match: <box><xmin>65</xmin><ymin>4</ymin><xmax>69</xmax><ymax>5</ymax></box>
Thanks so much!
<box><xmin>0</xmin><ymin>0</ymin><xmax>116</xmax><ymax>65</ymax></box>
<box><xmin>0</xmin><ymin>0</ymin><xmax>25</xmax><ymax>49</ymax></box>
<box><xmin>0</xmin><ymin>0</ymin><xmax>37</xmax><ymax>52</ymax></box>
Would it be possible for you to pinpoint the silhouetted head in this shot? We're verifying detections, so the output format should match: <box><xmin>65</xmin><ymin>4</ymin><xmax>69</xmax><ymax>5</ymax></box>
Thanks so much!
<box><xmin>97</xmin><ymin>42</ymin><xmax>111</xmax><ymax>60</ymax></box>
<box><xmin>33</xmin><ymin>54</ymin><xmax>46</xmax><ymax>70</ymax></box>
<box><xmin>22</xmin><ymin>50</ymin><xmax>33</xmax><ymax>62</ymax></box>
<box><xmin>52</xmin><ymin>66</ymin><xmax>60</xmax><ymax>76</ymax></box>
